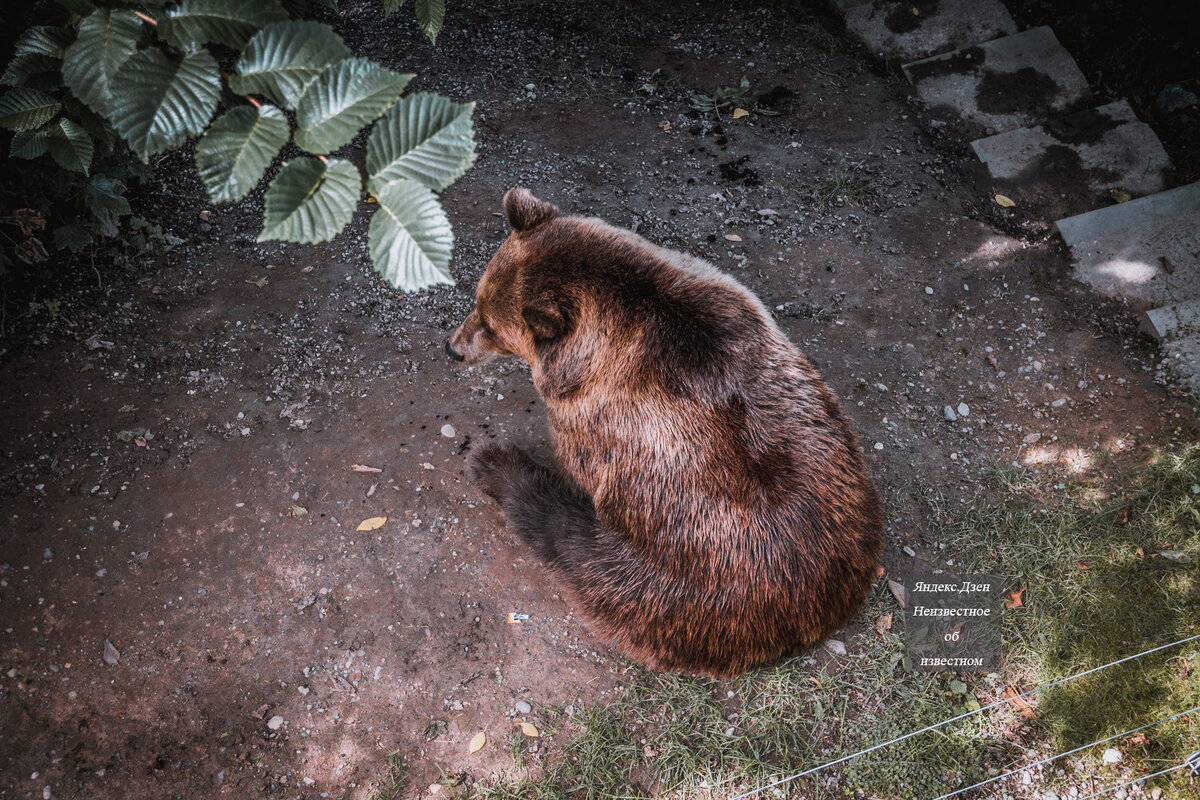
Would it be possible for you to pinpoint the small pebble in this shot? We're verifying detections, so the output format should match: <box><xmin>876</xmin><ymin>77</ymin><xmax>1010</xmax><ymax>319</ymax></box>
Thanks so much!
<box><xmin>873</xmin><ymin>442</ymin><xmax>884</xmax><ymax>450</ymax></box>
<box><xmin>43</xmin><ymin>787</ymin><xmax>51</xmax><ymax>800</ymax></box>
<box><xmin>303</xmin><ymin>777</ymin><xmax>316</xmax><ymax>786</ymax></box>
<box><xmin>267</xmin><ymin>715</ymin><xmax>284</xmax><ymax>730</ymax></box>
<box><xmin>43</xmin><ymin>548</ymin><xmax>53</xmax><ymax>560</ymax></box>
<box><xmin>1101</xmin><ymin>747</ymin><xmax>1121</xmax><ymax>764</ymax></box>
<box><xmin>957</xmin><ymin>403</ymin><xmax>970</xmax><ymax>417</ymax></box>
<box><xmin>515</xmin><ymin>700</ymin><xmax>532</xmax><ymax>714</ymax></box>
<box><xmin>943</xmin><ymin>406</ymin><xmax>957</xmax><ymax>422</ymax></box>
<box><xmin>903</xmin><ymin>546</ymin><xmax>916</xmax><ymax>557</ymax></box>
<box><xmin>824</xmin><ymin>639</ymin><xmax>847</xmax><ymax>656</ymax></box>
<box><xmin>440</xmin><ymin>424</ymin><xmax>456</xmax><ymax>438</ymax></box>
<box><xmin>924</xmin><ymin>286</ymin><xmax>933</xmax><ymax>295</ymax></box>
<box><xmin>1051</xmin><ymin>398</ymin><xmax>1067</xmax><ymax>408</ymax></box>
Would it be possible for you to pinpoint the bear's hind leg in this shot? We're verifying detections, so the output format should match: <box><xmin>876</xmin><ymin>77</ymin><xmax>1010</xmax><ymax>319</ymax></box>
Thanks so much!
<box><xmin>469</xmin><ymin>444</ymin><xmax>597</xmax><ymax>564</ymax></box>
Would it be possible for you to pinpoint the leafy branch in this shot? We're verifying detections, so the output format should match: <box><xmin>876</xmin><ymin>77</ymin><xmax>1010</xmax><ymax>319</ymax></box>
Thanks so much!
<box><xmin>1</xmin><ymin>0</ymin><xmax>474</xmax><ymax>291</ymax></box>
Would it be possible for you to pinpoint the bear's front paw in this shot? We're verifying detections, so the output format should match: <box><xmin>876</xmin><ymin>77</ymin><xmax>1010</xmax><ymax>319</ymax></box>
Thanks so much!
<box><xmin>468</xmin><ymin>444</ymin><xmax>538</xmax><ymax>502</ymax></box>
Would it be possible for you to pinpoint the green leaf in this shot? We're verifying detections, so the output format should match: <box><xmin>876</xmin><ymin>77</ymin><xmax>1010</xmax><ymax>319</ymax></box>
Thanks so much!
<box><xmin>0</xmin><ymin>89</ymin><xmax>61</xmax><ymax>131</ymax></box>
<box><xmin>294</xmin><ymin>58</ymin><xmax>412</xmax><ymax>154</ymax></box>
<box><xmin>229</xmin><ymin>21</ymin><xmax>350</xmax><ymax>110</ymax></box>
<box><xmin>61</xmin><ymin>9</ymin><xmax>143</xmax><ymax>118</ymax></box>
<box><xmin>48</xmin><ymin>118</ymin><xmax>94</xmax><ymax>174</ymax></box>
<box><xmin>366</xmin><ymin>92</ymin><xmax>475</xmax><ymax>194</ymax></box>
<box><xmin>55</xmin><ymin>224</ymin><xmax>95</xmax><ymax>252</ymax></box>
<box><xmin>10</xmin><ymin>127</ymin><xmax>51</xmax><ymax>159</ymax></box>
<box><xmin>195</xmin><ymin>103</ymin><xmax>289</xmax><ymax>203</ymax></box>
<box><xmin>160</xmin><ymin>0</ymin><xmax>289</xmax><ymax>51</ymax></box>
<box><xmin>381</xmin><ymin>0</ymin><xmax>406</xmax><ymax>15</ymax></box>
<box><xmin>414</xmin><ymin>0</ymin><xmax>445</xmax><ymax>44</ymax></box>
<box><xmin>259</xmin><ymin>157</ymin><xmax>360</xmax><ymax>243</ymax></box>
<box><xmin>109</xmin><ymin>47</ymin><xmax>220</xmax><ymax>161</ymax></box>
<box><xmin>15</xmin><ymin>26</ymin><xmax>74</xmax><ymax>59</ymax></box>
<box><xmin>368</xmin><ymin>178</ymin><xmax>454</xmax><ymax>291</ymax></box>
<box><xmin>2</xmin><ymin>54</ymin><xmax>63</xmax><ymax>90</ymax></box>
<box><xmin>85</xmin><ymin>176</ymin><xmax>131</xmax><ymax>236</ymax></box>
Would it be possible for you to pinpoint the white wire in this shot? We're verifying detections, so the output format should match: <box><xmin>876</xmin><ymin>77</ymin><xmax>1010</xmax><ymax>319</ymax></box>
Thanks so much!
<box><xmin>1075</xmin><ymin>763</ymin><xmax>1186</xmax><ymax>800</ymax></box>
<box><xmin>934</xmin><ymin>705</ymin><xmax>1200</xmax><ymax>799</ymax></box>
<box><xmin>725</xmin><ymin>632</ymin><xmax>1200</xmax><ymax>800</ymax></box>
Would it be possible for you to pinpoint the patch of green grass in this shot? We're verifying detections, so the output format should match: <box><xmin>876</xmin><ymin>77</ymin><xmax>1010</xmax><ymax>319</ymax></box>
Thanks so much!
<box><xmin>449</xmin><ymin>448</ymin><xmax>1200</xmax><ymax>798</ymax></box>
<box><xmin>810</xmin><ymin>162</ymin><xmax>873</xmax><ymax>209</ymax></box>
<box><xmin>365</xmin><ymin>751</ymin><xmax>408</xmax><ymax>800</ymax></box>
<box><xmin>935</xmin><ymin>447</ymin><xmax>1200</xmax><ymax>796</ymax></box>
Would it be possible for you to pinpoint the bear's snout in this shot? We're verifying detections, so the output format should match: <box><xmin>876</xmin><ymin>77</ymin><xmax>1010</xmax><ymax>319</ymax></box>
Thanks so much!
<box><xmin>444</xmin><ymin>339</ymin><xmax>465</xmax><ymax>362</ymax></box>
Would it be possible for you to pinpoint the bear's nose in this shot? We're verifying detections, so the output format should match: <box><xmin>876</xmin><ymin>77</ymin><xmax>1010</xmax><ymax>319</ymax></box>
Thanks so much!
<box><xmin>445</xmin><ymin>339</ymin><xmax>465</xmax><ymax>362</ymax></box>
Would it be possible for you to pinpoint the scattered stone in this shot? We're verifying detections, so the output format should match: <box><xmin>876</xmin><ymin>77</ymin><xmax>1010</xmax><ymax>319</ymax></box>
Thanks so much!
<box><xmin>1051</xmin><ymin>398</ymin><xmax>1067</xmax><ymax>407</ymax></box>
<box><xmin>874</xmin><ymin>442</ymin><xmax>884</xmax><ymax>450</ymax></box>
<box><xmin>303</xmin><ymin>777</ymin><xmax>315</xmax><ymax>786</ymax></box>
<box><xmin>823</xmin><ymin>639</ymin><xmax>847</xmax><ymax>656</ymax></box>
<box><xmin>1023</xmin><ymin>433</ymin><xmax>1042</xmax><ymax>444</ymax></box>
<box><xmin>103</xmin><ymin>639</ymin><xmax>120</xmax><ymax>666</ymax></box>
<box><xmin>1101</xmin><ymin>747</ymin><xmax>1122</xmax><ymax>765</ymax></box>
<box><xmin>957</xmin><ymin>402</ymin><xmax>970</xmax><ymax>417</ymax></box>
<box><xmin>43</xmin><ymin>548</ymin><xmax>53</xmax><ymax>560</ymax></box>
<box><xmin>515</xmin><ymin>700</ymin><xmax>532</xmax><ymax>714</ymax></box>
<box><xmin>903</xmin><ymin>546</ymin><xmax>916</xmax><ymax>557</ymax></box>
<box><xmin>944</xmin><ymin>405</ymin><xmax>957</xmax><ymax>421</ymax></box>
<box><xmin>440</xmin><ymin>424</ymin><xmax>456</xmax><ymax>438</ymax></box>
<box><xmin>924</xmin><ymin>286</ymin><xmax>934</xmax><ymax>295</ymax></box>
<box><xmin>267</xmin><ymin>715</ymin><xmax>284</xmax><ymax>731</ymax></box>
<box><xmin>1157</xmin><ymin>84</ymin><xmax>1198</xmax><ymax>112</ymax></box>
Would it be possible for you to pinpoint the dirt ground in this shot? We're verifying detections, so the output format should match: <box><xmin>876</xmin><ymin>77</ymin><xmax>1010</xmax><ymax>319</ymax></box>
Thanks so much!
<box><xmin>2</xmin><ymin>2</ymin><xmax>1198</xmax><ymax>798</ymax></box>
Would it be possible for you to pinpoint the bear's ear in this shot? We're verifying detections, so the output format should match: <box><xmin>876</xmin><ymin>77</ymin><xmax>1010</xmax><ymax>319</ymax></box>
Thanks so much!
<box><xmin>503</xmin><ymin>188</ymin><xmax>559</xmax><ymax>232</ymax></box>
<box><xmin>521</xmin><ymin>293</ymin><xmax>573</xmax><ymax>343</ymax></box>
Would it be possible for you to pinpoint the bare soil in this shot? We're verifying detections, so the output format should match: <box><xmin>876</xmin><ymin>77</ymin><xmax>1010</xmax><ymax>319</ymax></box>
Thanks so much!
<box><xmin>2</xmin><ymin>2</ymin><xmax>1197</xmax><ymax>798</ymax></box>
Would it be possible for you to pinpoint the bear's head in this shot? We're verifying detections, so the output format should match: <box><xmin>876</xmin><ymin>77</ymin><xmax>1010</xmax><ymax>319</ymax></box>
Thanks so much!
<box><xmin>447</xmin><ymin>189</ymin><xmax>581</xmax><ymax>385</ymax></box>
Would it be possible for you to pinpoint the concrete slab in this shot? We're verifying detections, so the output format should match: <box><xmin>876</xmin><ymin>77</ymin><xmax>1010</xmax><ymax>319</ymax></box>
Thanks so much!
<box><xmin>1142</xmin><ymin>301</ymin><xmax>1200</xmax><ymax>339</ymax></box>
<box><xmin>1056</xmin><ymin>182</ymin><xmax>1200</xmax><ymax>307</ymax></box>
<box><xmin>833</xmin><ymin>0</ymin><xmax>1017</xmax><ymax>62</ymax></box>
<box><xmin>970</xmin><ymin>100</ymin><xmax>1173</xmax><ymax>219</ymax></box>
<box><xmin>903</xmin><ymin>27</ymin><xmax>1092</xmax><ymax>134</ymax></box>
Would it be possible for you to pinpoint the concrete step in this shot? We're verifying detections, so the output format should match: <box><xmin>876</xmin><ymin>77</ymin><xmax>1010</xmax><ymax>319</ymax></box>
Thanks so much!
<box><xmin>1142</xmin><ymin>301</ymin><xmax>1200</xmax><ymax>339</ymax></box>
<box><xmin>971</xmin><ymin>100</ymin><xmax>1173</xmax><ymax>219</ymax></box>
<box><xmin>1157</xmin><ymin>330</ymin><xmax>1200</xmax><ymax>396</ymax></box>
<box><xmin>1056</xmin><ymin>182</ymin><xmax>1200</xmax><ymax>307</ymax></box>
<box><xmin>903</xmin><ymin>26</ymin><xmax>1092</xmax><ymax>134</ymax></box>
<box><xmin>832</xmin><ymin>0</ymin><xmax>1017</xmax><ymax>62</ymax></box>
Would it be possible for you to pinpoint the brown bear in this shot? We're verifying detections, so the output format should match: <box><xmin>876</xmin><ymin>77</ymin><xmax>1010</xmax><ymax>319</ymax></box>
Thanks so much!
<box><xmin>447</xmin><ymin>188</ymin><xmax>883</xmax><ymax>677</ymax></box>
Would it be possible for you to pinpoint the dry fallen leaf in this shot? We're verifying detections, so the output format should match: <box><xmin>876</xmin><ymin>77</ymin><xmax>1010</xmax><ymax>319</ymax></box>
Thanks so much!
<box><xmin>357</xmin><ymin>516</ymin><xmax>388</xmax><ymax>531</ymax></box>
<box><xmin>875</xmin><ymin>565</ymin><xmax>886</xmax><ymax>580</ymax></box>
<box><xmin>291</xmin><ymin>505</ymin><xmax>308</xmax><ymax>517</ymax></box>
<box><xmin>888</xmin><ymin>578</ymin><xmax>907</xmax><ymax>609</ymax></box>
<box><xmin>518</xmin><ymin>722</ymin><xmax>540</xmax><ymax>738</ymax></box>
<box><xmin>468</xmin><ymin>731</ymin><xmax>487</xmax><ymax>754</ymax></box>
<box><xmin>731</xmin><ymin>107</ymin><xmax>749</xmax><ymax>119</ymax></box>
<box><xmin>1136</xmin><ymin>546</ymin><xmax>1145</xmax><ymax>558</ymax></box>
<box><xmin>1001</xmin><ymin>686</ymin><xmax>1037</xmax><ymax>720</ymax></box>
<box><xmin>1004</xmin><ymin>587</ymin><xmax>1025</xmax><ymax>609</ymax></box>
<box><xmin>657</xmin><ymin>120</ymin><xmax>672</xmax><ymax>132</ymax></box>
<box><xmin>1076</xmin><ymin>563</ymin><xmax>1091</xmax><ymax>570</ymax></box>
<box><xmin>994</xmin><ymin>194</ymin><xmax>1016</xmax><ymax>208</ymax></box>
<box><xmin>350</xmin><ymin>464</ymin><xmax>382</xmax><ymax>473</ymax></box>
<box><xmin>245</xmin><ymin>277</ymin><xmax>268</xmax><ymax>288</ymax></box>
<box><xmin>1109</xmin><ymin>187</ymin><xmax>1132</xmax><ymax>203</ymax></box>
<box><xmin>875</xmin><ymin>613</ymin><xmax>893</xmax><ymax>634</ymax></box>
<box><xmin>723</xmin><ymin>233</ymin><xmax>742</xmax><ymax>242</ymax></box>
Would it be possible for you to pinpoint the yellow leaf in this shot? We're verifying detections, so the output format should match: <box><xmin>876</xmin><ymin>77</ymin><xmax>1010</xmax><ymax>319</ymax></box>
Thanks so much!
<box><xmin>1109</xmin><ymin>187</ymin><xmax>1132</xmax><ymax>203</ymax></box>
<box><xmin>356</xmin><ymin>516</ymin><xmax>388</xmax><ymax>531</ymax></box>
<box><xmin>519</xmin><ymin>722</ymin><xmax>540</xmax><ymax>738</ymax></box>
<box><xmin>731</xmin><ymin>108</ymin><xmax>749</xmax><ymax>119</ymax></box>
<box><xmin>468</xmin><ymin>731</ymin><xmax>486</xmax><ymax>753</ymax></box>
<box><xmin>994</xmin><ymin>194</ymin><xmax>1016</xmax><ymax>208</ymax></box>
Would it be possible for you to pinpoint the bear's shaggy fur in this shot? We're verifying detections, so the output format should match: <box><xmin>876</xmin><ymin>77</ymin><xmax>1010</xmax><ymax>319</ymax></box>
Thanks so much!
<box><xmin>448</xmin><ymin>188</ymin><xmax>883</xmax><ymax>677</ymax></box>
